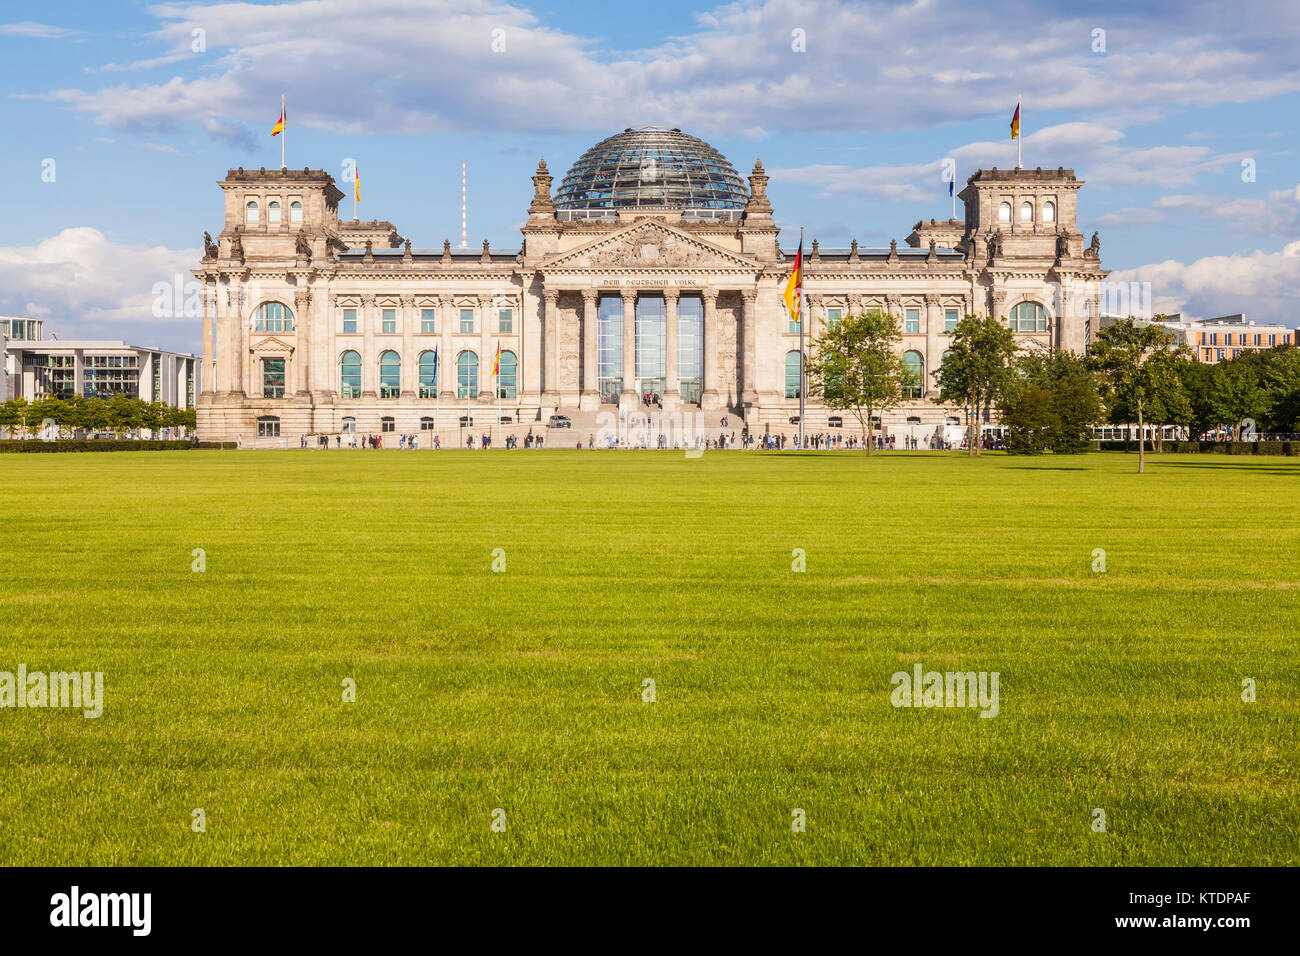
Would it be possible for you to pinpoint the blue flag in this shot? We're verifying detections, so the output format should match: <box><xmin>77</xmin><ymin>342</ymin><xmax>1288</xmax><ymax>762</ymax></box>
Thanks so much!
<box><xmin>948</xmin><ymin>178</ymin><xmax>954</xmax><ymax>198</ymax></box>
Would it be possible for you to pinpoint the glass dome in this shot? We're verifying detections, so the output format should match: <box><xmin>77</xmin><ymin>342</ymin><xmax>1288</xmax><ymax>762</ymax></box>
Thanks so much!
<box><xmin>555</xmin><ymin>127</ymin><xmax>749</xmax><ymax>211</ymax></box>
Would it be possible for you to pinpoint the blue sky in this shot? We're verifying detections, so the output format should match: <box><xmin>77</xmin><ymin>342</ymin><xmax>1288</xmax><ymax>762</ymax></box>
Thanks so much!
<box><xmin>1</xmin><ymin>0</ymin><xmax>1298</xmax><ymax>352</ymax></box>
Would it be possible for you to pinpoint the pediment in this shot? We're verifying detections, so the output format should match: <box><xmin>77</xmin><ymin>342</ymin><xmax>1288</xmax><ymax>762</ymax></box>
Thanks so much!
<box><xmin>544</xmin><ymin>219</ymin><xmax>757</xmax><ymax>272</ymax></box>
<box><xmin>250</xmin><ymin>335</ymin><xmax>295</xmax><ymax>355</ymax></box>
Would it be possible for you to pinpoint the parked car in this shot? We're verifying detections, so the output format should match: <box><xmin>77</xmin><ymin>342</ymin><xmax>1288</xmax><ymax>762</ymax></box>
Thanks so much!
<box><xmin>548</xmin><ymin>415</ymin><xmax>572</xmax><ymax>428</ymax></box>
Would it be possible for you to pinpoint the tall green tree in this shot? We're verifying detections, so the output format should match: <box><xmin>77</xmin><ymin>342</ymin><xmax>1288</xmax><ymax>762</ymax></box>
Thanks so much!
<box><xmin>1090</xmin><ymin>317</ymin><xmax>1189</xmax><ymax>473</ymax></box>
<box><xmin>805</xmin><ymin>309</ymin><xmax>910</xmax><ymax>456</ymax></box>
<box><xmin>1210</xmin><ymin>362</ymin><xmax>1265</xmax><ymax>439</ymax></box>
<box><xmin>0</xmin><ymin>398</ymin><xmax>28</xmax><ymax>439</ymax></box>
<box><xmin>934</xmin><ymin>315</ymin><xmax>1018</xmax><ymax>456</ymax></box>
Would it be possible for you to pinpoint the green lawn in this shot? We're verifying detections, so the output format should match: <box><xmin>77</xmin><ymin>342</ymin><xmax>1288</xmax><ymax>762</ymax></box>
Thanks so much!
<box><xmin>0</xmin><ymin>449</ymin><xmax>1296</xmax><ymax>866</ymax></box>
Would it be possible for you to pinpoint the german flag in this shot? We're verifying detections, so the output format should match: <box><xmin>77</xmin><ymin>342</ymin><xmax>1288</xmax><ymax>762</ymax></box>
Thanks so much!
<box><xmin>270</xmin><ymin>104</ymin><xmax>285</xmax><ymax>137</ymax></box>
<box><xmin>783</xmin><ymin>237</ymin><xmax>803</xmax><ymax>324</ymax></box>
<box><xmin>1010</xmin><ymin>102</ymin><xmax>1021</xmax><ymax>140</ymax></box>
<box><xmin>491</xmin><ymin>343</ymin><xmax>502</xmax><ymax>377</ymax></box>
<box><xmin>354</xmin><ymin>165</ymin><xmax>361</xmax><ymax>203</ymax></box>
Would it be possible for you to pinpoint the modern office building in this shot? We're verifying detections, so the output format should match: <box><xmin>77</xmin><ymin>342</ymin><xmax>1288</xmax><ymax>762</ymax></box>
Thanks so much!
<box><xmin>1152</xmin><ymin>314</ymin><xmax>1294</xmax><ymax>363</ymax></box>
<box><xmin>1</xmin><ymin>318</ymin><xmax>198</xmax><ymax>408</ymax></box>
<box><xmin>195</xmin><ymin>126</ymin><xmax>1111</xmax><ymax>441</ymax></box>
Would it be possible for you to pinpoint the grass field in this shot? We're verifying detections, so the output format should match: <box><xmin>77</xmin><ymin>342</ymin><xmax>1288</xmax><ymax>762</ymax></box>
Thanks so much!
<box><xmin>0</xmin><ymin>449</ymin><xmax>1296</xmax><ymax>866</ymax></box>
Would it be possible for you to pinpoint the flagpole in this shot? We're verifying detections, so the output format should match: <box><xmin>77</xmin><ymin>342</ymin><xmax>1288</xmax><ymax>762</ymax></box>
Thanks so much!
<box><xmin>280</xmin><ymin>94</ymin><xmax>285</xmax><ymax>169</ymax></box>
<box><xmin>1017</xmin><ymin>94</ymin><xmax>1022</xmax><ymax>169</ymax></box>
<box><xmin>798</xmin><ymin>226</ymin><xmax>805</xmax><ymax>452</ymax></box>
<box><xmin>495</xmin><ymin>344</ymin><xmax>501</xmax><ymax>449</ymax></box>
<box><xmin>434</xmin><ymin>349</ymin><xmax>440</xmax><ymax>449</ymax></box>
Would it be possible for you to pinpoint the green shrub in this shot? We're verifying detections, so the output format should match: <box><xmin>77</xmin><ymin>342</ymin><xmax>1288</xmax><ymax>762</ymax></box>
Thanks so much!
<box><xmin>0</xmin><ymin>440</ymin><xmax>232</xmax><ymax>453</ymax></box>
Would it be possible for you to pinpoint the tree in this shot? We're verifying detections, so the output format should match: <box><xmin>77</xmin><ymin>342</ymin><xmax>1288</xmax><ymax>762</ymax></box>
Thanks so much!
<box><xmin>0</xmin><ymin>398</ymin><xmax>29</xmax><ymax>439</ymax></box>
<box><xmin>1259</xmin><ymin>346</ymin><xmax>1300</xmax><ymax>432</ymax></box>
<box><xmin>26</xmin><ymin>396</ymin><xmax>70</xmax><ymax>439</ymax></box>
<box><xmin>805</xmin><ymin>309</ymin><xmax>910</xmax><ymax>456</ymax></box>
<box><xmin>935</xmin><ymin>315</ymin><xmax>1018</xmax><ymax>456</ymax></box>
<box><xmin>998</xmin><ymin>382</ymin><xmax>1057</xmax><ymax>454</ymax></box>
<box><xmin>1143</xmin><ymin>352</ymin><xmax>1192</xmax><ymax>452</ymax></box>
<box><xmin>1090</xmin><ymin>317</ymin><xmax>1189</xmax><ymax>473</ymax></box>
<box><xmin>1052</xmin><ymin>371</ymin><xmax>1104</xmax><ymax>454</ymax></box>
<box><xmin>1210</xmin><ymin>362</ymin><xmax>1265</xmax><ymax>439</ymax></box>
<box><xmin>107</xmin><ymin>393</ymin><xmax>143</xmax><ymax>436</ymax></box>
<box><xmin>82</xmin><ymin>397</ymin><xmax>112</xmax><ymax>436</ymax></box>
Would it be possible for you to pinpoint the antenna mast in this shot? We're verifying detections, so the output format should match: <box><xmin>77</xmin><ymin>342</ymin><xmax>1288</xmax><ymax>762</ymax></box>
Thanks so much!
<box><xmin>460</xmin><ymin>160</ymin><xmax>468</xmax><ymax>248</ymax></box>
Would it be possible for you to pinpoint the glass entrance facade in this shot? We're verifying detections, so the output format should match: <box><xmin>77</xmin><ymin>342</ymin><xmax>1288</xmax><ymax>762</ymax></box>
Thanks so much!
<box><xmin>635</xmin><ymin>295</ymin><xmax>666</xmax><ymax>400</ymax></box>
<box><xmin>597</xmin><ymin>295</ymin><xmax>623</xmax><ymax>403</ymax></box>
<box><xmin>677</xmin><ymin>295</ymin><xmax>703</xmax><ymax>404</ymax></box>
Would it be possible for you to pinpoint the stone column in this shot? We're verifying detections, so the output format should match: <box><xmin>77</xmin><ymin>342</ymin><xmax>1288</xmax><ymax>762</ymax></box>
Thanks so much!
<box><xmin>231</xmin><ymin>282</ymin><xmax>247</xmax><ymax>397</ymax></box>
<box><xmin>991</xmin><ymin>289</ymin><xmax>1007</xmax><ymax>325</ymax></box>
<box><xmin>295</xmin><ymin>289</ymin><xmax>313</xmax><ymax>398</ymax></box>
<box><xmin>701</xmin><ymin>289</ymin><xmax>720</xmax><ymax>410</ymax></box>
<box><xmin>360</xmin><ymin>294</ymin><xmax>376</xmax><ymax>398</ymax></box>
<box><xmin>620</xmin><ymin>291</ymin><xmax>637</xmax><ymax>405</ymax></box>
<box><xmin>924</xmin><ymin>293</ymin><xmax>941</xmax><ymax>397</ymax></box>
<box><xmin>663</xmin><ymin>289</ymin><xmax>679</xmax><ymax>409</ymax></box>
<box><xmin>438</xmin><ymin>297</ymin><xmax>455</xmax><ymax>400</ymax></box>
<box><xmin>741</xmin><ymin>289</ymin><xmax>758</xmax><ymax>405</ymax></box>
<box><xmin>201</xmin><ymin>281</ymin><xmax>215</xmax><ymax>397</ymax></box>
<box><xmin>805</xmin><ymin>293</ymin><xmax>822</xmax><ymax>343</ymax></box>
<box><xmin>401</xmin><ymin>294</ymin><xmax>416</xmax><ymax>398</ymax></box>
<box><xmin>542</xmin><ymin>289</ymin><xmax>560</xmax><ymax>409</ymax></box>
<box><xmin>581</xmin><ymin>289</ymin><xmax>598</xmax><ymax>411</ymax></box>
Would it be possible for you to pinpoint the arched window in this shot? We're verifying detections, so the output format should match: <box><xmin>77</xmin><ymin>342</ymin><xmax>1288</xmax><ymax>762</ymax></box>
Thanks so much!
<box><xmin>1042</xmin><ymin>201</ymin><xmax>1055</xmax><ymax>222</ymax></box>
<box><xmin>457</xmin><ymin>350</ymin><xmax>478</xmax><ymax>399</ymax></box>
<box><xmin>498</xmin><ymin>350</ymin><xmax>518</xmax><ymax>399</ymax></box>
<box><xmin>290</xmin><ymin>201</ymin><xmax>303</xmax><ymax>224</ymax></box>
<box><xmin>418</xmin><ymin>350</ymin><xmax>439</xmax><ymax>398</ymax></box>
<box><xmin>268</xmin><ymin>201</ymin><xmax>281</xmax><ymax>224</ymax></box>
<box><xmin>254</xmin><ymin>301</ymin><xmax>294</xmax><ymax>332</ymax></box>
<box><xmin>340</xmin><ymin>350</ymin><xmax>361</xmax><ymax>399</ymax></box>
<box><xmin>246</xmin><ymin>200</ymin><xmax>259</xmax><ymax>224</ymax></box>
<box><xmin>784</xmin><ymin>350</ymin><xmax>802</xmax><ymax>398</ymax></box>
<box><xmin>902</xmin><ymin>351</ymin><xmax>924</xmax><ymax>399</ymax></box>
<box><xmin>341</xmin><ymin>416</ymin><xmax>356</xmax><ymax>434</ymax></box>
<box><xmin>1020</xmin><ymin>201</ymin><xmax>1033</xmax><ymax>222</ymax></box>
<box><xmin>998</xmin><ymin>201</ymin><xmax>1011</xmax><ymax>223</ymax></box>
<box><xmin>1010</xmin><ymin>301</ymin><xmax>1048</xmax><ymax>332</ymax></box>
<box><xmin>378</xmin><ymin>350</ymin><xmax>401</xmax><ymax>398</ymax></box>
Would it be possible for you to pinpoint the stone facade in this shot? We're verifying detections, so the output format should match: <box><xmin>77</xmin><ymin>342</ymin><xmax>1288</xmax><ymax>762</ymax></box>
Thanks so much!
<box><xmin>195</xmin><ymin>150</ymin><xmax>1109</xmax><ymax>442</ymax></box>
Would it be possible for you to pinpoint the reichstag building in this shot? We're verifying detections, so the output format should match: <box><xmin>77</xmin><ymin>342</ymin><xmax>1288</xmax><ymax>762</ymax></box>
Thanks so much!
<box><xmin>195</xmin><ymin>126</ymin><xmax>1108</xmax><ymax>441</ymax></box>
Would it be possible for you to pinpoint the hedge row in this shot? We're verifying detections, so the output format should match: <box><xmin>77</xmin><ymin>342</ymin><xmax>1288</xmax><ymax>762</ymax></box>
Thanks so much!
<box><xmin>0</xmin><ymin>440</ymin><xmax>235</xmax><ymax>453</ymax></box>
<box><xmin>1095</xmin><ymin>440</ymin><xmax>1300</xmax><ymax>456</ymax></box>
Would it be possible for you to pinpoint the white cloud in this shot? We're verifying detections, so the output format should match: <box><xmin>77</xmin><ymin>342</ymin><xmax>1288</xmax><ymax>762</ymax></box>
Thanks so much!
<box><xmin>0</xmin><ymin>21</ymin><xmax>76</xmax><ymax>39</ymax></box>
<box><xmin>0</xmin><ymin>228</ymin><xmax>200</xmax><ymax>351</ymax></box>
<box><xmin>30</xmin><ymin>0</ymin><xmax>1300</xmax><ymax>142</ymax></box>
<box><xmin>1111</xmin><ymin>241</ymin><xmax>1300</xmax><ymax>326</ymax></box>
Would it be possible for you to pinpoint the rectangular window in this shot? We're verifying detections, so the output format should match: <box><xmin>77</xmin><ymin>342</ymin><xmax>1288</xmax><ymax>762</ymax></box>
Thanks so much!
<box><xmin>944</xmin><ymin>308</ymin><xmax>959</xmax><ymax>332</ymax></box>
<box><xmin>1217</xmin><ymin>349</ymin><xmax>1225</xmax><ymax>361</ymax></box>
<box><xmin>343</xmin><ymin>309</ymin><xmax>357</xmax><ymax>334</ymax></box>
<box><xmin>905</xmin><ymin>308</ymin><xmax>920</xmax><ymax>334</ymax></box>
<box><xmin>1269</xmin><ymin>334</ymin><xmax>1277</xmax><ymax>346</ymax></box>
<box><xmin>1210</xmin><ymin>333</ymin><xmax>1217</xmax><ymax>345</ymax></box>
<box><xmin>262</xmin><ymin>358</ymin><xmax>285</xmax><ymax>398</ymax></box>
<box><xmin>257</xmin><ymin>418</ymin><xmax>280</xmax><ymax>437</ymax></box>
<box><xmin>421</xmin><ymin>309</ymin><xmax>436</xmax><ymax>333</ymax></box>
<box><xmin>382</xmin><ymin>308</ymin><xmax>397</xmax><ymax>334</ymax></box>
<box><xmin>826</xmin><ymin>308</ymin><xmax>842</xmax><ymax>330</ymax></box>
<box><xmin>789</xmin><ymin>310</ymin><xmax>800</xmax><ymax>334</ymax></box>
<box><xmin>1254</xmin><ymin>334</ymin><xmax>1262</xmax><ymax>346</ymax></box>
<box><xmin>498</xmin><ymin>309</ymin><xmax>513</xmax><ymax>334</ymax></box>
<box><xmin>460</xmin><ymin>308</ymin><xmax>475</xmax><ymax>333</ymax></box>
